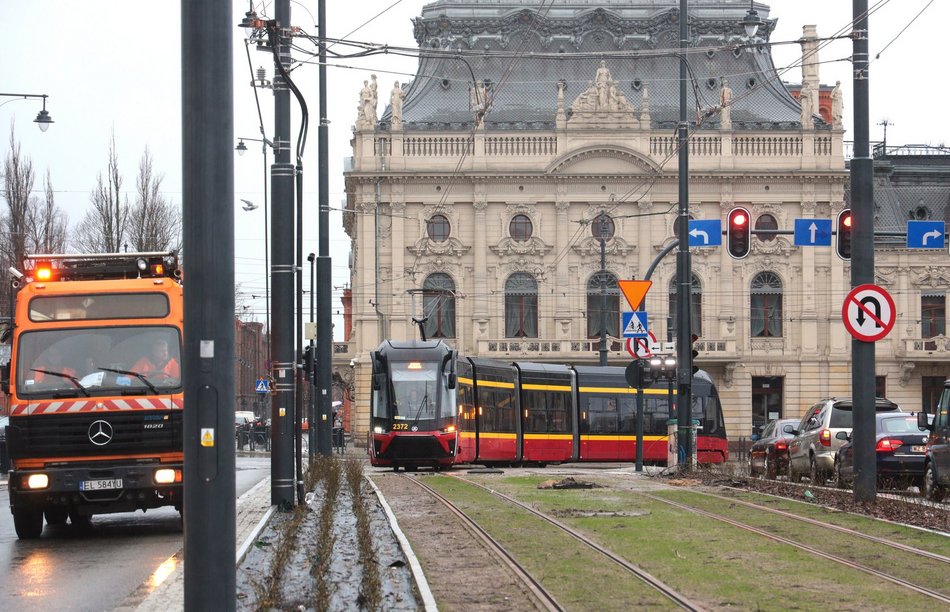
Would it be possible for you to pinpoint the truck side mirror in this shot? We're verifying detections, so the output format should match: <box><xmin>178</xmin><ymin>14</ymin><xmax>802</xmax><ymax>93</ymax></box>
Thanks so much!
<box><xmin>447</xmin><ymin>373</ymin><xmax>457</xmax><ymax>390</ymax></box>
<box><xmin>918</xmin><ymin>411</ymin><xmax>934</xmax><ymax>431</ymax></box>
<box><xmin>0</xmin><ymin>362</ymin><xmax>8</xmax><ymax>395</ymax></box>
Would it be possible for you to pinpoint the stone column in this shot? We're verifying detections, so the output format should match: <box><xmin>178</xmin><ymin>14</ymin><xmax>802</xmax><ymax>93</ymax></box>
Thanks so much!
<box><xmin>554</xmin><ymin>183</ymin><xmax>572</xmax><ymax>339</ymax></box>
<box><xmin>473</xmin><ymin>194</ymin><xmax>489</xmax><ymax>342</ymax></box>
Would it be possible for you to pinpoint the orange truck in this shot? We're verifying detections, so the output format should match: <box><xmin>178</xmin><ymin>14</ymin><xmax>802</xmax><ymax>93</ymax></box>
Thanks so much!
<box><xmin>0</xmin><ymin>252</ymin><xmax>184</xmax><ymax>539</ymax></box>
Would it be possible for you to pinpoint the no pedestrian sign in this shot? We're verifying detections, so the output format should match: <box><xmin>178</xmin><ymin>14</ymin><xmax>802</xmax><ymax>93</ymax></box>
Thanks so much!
<box><xmin>841</xmin><ymin>284</ymin><xmax>896</xmax><ymax>342</ymax></box>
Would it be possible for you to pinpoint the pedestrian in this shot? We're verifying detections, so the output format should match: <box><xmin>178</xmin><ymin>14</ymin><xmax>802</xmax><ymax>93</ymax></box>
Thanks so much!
<box><xmin>333</xmin><ymin>412</ymin><xmax>345</xmax><ymax>454</ymax></box>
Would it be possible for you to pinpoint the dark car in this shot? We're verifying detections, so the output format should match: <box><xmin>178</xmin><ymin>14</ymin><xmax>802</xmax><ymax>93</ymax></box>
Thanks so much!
<box><xmin>833</xmin><ymin>412</ymin><xmax>930</xmax><ymax>491</ymax></box>
<box><xmin>918</xmin><ymin>380</ymin><xmax>950</xmax><ymax>501</ymax></box>
<box><xmin>749</xmin><ymin>418</ymin><xmax>799</xmax><ymax>479</ymax></box>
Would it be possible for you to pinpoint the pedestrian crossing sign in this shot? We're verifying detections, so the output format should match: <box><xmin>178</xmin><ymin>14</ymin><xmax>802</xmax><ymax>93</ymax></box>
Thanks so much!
<box><xmin>621</xmin><ymin>311</ymin><xmax>649</xmax><ymax>338</ymax></box>
<box><xmin>256</xmin><ymin>377</ymin><xmax>270</xmax><ymax>395</ymax></box>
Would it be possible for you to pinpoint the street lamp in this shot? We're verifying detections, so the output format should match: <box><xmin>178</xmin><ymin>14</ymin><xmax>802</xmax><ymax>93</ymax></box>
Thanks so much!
<box><xmin>237</xmin><ymin>135</ymin><xmax>274</xmax><ymax>337</ymax></box>
<box><xmin>0</xmin><ymin>93</ymin><xmax>54</xmax><ymax>131</ymax></box>
<box><xmin>741</xmin><ymin>1</ymin><xmax>765</xmax><ymax>39</ymax></box>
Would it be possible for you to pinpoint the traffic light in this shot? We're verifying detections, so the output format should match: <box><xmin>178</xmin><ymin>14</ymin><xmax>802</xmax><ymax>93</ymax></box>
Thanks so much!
<box><xmin>690</xmin><ymin>334</ymin><xmax>700</xmax><ymax>374</ymax></box>
<box><xmin>301</xmin><ymin>345</ymin><xmax>314</xmax><ymax>377</ymax></box>
<box><xmin>836</xmin><ymin>209</ymin><xmax>852</xmax><ymax>260</ymax></box>
<box><xmin>727</xmin><ymin>207</ymin><xmax>751</xmax><ymax>259</ymax></box>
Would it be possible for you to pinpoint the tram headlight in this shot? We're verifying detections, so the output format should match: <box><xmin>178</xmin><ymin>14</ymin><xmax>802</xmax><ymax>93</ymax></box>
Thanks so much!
<box><xmin>443</xmin><ymin>425</ymin><xmax>456</xmax><ymax>434</ymax></box>
<box><xmin>374</xmin><ymin>426</ymin><xmax>384</xmax><ymax>434</ymax></box>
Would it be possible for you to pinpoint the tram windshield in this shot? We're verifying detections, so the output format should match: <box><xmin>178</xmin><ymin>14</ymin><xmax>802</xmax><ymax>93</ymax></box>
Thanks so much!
<box><xmin>391</xmin><ymin>361</ymin><xmax>439</xmax><ymax>422</ymax></box>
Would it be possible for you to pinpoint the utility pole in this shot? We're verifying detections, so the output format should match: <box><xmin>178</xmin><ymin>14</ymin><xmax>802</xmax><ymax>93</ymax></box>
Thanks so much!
<box><xmin>316</xmin><ymin>0</ymin><xmax>333</xmax><ymax>456</ymax></box>
<box><xmin>269</xmin><ymin>0</ymin><xmax>296</xmax><ymax>509</ymax></box>
<box><xmin>851</xmin><ymin>0</ymin><xmax>877</xmax><ymax>503</ymax></box>
<box><xmin>181</xmin><ymin>1</ymin><xmax>236</xmax><ymax>607</ymax></box>
<box><xmin>598</xmin><ymin>213</ymin><xmax>608</xmax><ymax>367</ymax></box>
<box><xmin>676</xmin><ymin>0</ymin><xmax>693</xmax><ymax>470</ymax></box>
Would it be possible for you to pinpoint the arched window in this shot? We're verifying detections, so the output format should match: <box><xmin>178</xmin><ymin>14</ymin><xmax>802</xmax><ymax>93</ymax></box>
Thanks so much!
<box><xmin>755</xmin><ymin>213</ymin><xmax>777</xmax><ymax>242</ymax></box>
<box><xmin>504</xmin><ymin>273</ymin><xmax>538</xmax><ymax>338</ymax></box>
<box><xmin>509</xmin><ymin>214</ymin><xmax>533</xmax><ymax>241</ymax></box>
<box><xmin>591</xmin><ymin>214</ymin><xmax>615</xmax><ymax>241</ymax></box>
<box><xmin>751</xmin><ymin>271</ymin><xmax>783</xmax><ymax>337</ymax></box>
<box><xmin>427</xmin><ymin>215</ymin><xmax>450</xmax><ymax>242</ymax></box>
<box><xmin>422</xmin><ymin>273</ymin><xmax>455</xmax><ymax>339</ymax></box>
<box><xmin>668</xmin><ymin>274</ymin><xmax>703</xmax><ymax>336</ymax></box>
<box><xmin>586</xmin><ymin>271</ymin><xmax>620</xmax><ymax>338</ymax></box>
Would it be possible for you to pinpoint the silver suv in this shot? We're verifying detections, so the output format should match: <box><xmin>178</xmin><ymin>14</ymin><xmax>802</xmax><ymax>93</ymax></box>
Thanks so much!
<box><xmin>788</xmin><ymin>398</ymin><xmax>901</xmax><ymax>484</ymax></box>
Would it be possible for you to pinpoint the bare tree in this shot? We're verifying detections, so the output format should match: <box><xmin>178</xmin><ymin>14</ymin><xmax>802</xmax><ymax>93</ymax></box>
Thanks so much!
<box><xmin>2</xmin><ymin>127</ymin><xmax>34</xmax><ymax>270</ymax></box>
<box><xmin>74</xmin><ymin>135</ymin><xmax>129</xmax><ymax>253</ymax></box>
<box><xmin>25</xmin><ymin>169</ymin><xmax>69</xmax><ymax>254</ymax></box>
<box><xmin>127</xmin><ymin>147</ymin><xmax>181</xmax><ymax>252</ymax></box>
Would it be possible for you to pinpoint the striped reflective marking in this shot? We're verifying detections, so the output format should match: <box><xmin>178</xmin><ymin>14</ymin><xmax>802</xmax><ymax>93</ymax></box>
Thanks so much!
<box><xmin>11</xmin><ymin>396</ymin><xmax>183</xmax><ymax>416</ymax></box>
<box><xmin>472</xmin><ymin>379</ymin><xmax>516</xmax><ymax>389</ymax></box>
<box><xmin>458</xmin><ymin>376</ymin><xmax>474</xmax><ymax>385</ymax></box>
<box><xmin>521</xmin><ymin>383</ymin><xmax>572</xmax><ymax>391</ymax></box>
<box><xmin>578</xmin><ymin>386</ymin><xmax>676</xmax><ymax>395</ymax></box>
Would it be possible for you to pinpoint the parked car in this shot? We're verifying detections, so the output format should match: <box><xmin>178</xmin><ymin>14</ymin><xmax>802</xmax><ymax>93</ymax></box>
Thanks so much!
<box><xmin>918</xmin><ymin>381</ymin><xmax>950</xmax><ymax>501</ymax></box>
<box><xmin>788</xmin><ymin>397</ymin><xmax>902</xmax><ymax>485</ymax></box>
<box><xmin>749</xmin><ymin>418</ymin><xmax>799</xmax><ymax>479</ymax></box>
<box><xmin>833</xmin><ymin>412</ymin><xmax>930</xmax><ymax>491</ymax></box>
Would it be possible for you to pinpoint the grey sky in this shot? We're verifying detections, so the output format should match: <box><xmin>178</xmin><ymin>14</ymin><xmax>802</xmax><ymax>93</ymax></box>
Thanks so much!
<box><xmin>2</xmin><ymin>1</ymin><xmax>946</xmax><ymax>337</ymax></box>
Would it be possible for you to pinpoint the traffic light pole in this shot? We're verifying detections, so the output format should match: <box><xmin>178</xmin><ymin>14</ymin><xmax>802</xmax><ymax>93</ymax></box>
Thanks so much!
<box><xmin>851</xmin><ymin>0</ymin><xmax>876</xmax><ymax>503</ymax></box>
<box><xmin>675</xmin><ymin>0</ymin><xmax>693</xmax><ymax>471</ymax></box>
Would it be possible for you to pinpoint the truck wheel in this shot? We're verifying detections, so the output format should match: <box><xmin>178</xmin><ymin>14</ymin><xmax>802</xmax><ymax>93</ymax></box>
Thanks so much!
<box><xmin>924</xmin><ymin>464</ymin><xmax>947</xmax><ymax>502</ymax></box>
<box><xmin>45</xmin><ymin>508</ymin><xmax>68</xmax><ymax>526</ymax></box>
<box><xmin>13</xmin><ymin>507</ymin><xmax>44</xmax><ymax>539</ymax></box>
<box><xmin>69</xmin><ymin>511</ymin><xmax>92</xmax><ymax>528</ymax></box>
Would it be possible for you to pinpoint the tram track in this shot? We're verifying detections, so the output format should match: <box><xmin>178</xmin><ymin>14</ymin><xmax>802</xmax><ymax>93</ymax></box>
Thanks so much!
<box><xmin>638</xmin><ymin>490</ymin><xmax>950</xmax><ymax>606</ymax></box>
<box><xmin>694</xmin><ymin>487</ymin><xmax>950</xmax><ymax>564</ymax></box>
<box><xmin>402</xmin><ymin>474</ymin><xmax>564</xmax><ymax>612</ymax></box>
<box><xmin>443</xmin><ymin>473</ymin><xmax>705</xmax><ymax>611</ymax></box>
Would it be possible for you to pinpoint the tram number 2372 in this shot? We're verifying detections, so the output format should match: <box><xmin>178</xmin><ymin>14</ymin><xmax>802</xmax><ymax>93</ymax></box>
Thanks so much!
<box><xmin>391</xmin><ymin>423</ymin><xmax>410</xmax><ymax>430</ymax></box>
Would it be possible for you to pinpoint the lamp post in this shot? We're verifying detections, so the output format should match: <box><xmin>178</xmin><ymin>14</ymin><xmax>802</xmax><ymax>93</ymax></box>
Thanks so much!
<box><xmin>597</xmin><ymin>213</ymin><xmax>609</xmax><ymax>367</ymax></box>
<box><xmin>236</xmin><ymin>136</ymin><xmax>273</xmax><ymax>337</ymax></box>
<box><xmin>0</xmin><ymin>93</ymin><xmax>54</xmax><ymax>131</ymax></box>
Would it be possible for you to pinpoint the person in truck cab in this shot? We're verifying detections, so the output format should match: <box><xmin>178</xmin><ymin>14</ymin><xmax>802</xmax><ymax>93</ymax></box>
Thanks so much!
<box><xmin>132</xmin><ymin>338</ymin><xmax>180</xmax><ymax>382</ymax></box>
<box><xmin>31</xmin><ymin>350</ymin><xmax>77</xmax><ymax>384</ymax></box>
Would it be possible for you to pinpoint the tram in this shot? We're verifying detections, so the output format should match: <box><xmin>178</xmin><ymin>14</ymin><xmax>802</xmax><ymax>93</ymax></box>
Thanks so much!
<box><xmin>368</xmin><ymin>340</ymin><xmax>728</xmax><ymax>470</ymax></box>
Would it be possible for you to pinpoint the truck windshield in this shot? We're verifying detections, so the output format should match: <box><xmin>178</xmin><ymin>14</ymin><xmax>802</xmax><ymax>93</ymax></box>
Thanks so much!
<box><xmin>16</xmin><ymin>326</ymin><xmax>182</xmax><ymax>397</ymax></box>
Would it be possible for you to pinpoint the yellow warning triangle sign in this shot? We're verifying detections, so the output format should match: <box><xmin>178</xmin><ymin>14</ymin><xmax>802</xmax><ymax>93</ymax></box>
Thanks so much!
<box><xmin>618</xmin><ymin>280</ymin><xmax>652</xmax><ymax>309</ymax></box>
<box><xmin>200</xmin><ymin>428</ymin><xmax>215</xmax><ymax>447</ymax></box>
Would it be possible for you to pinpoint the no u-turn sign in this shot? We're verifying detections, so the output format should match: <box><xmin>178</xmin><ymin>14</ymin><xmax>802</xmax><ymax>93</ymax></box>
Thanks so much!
<box><xmin>842</xmin><ymin>284</ymin><xmax>896</xmax><ymax>342</ymax></box>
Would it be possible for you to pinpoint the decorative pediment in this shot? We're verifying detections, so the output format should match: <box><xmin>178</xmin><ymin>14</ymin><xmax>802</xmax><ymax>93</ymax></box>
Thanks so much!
<box><xmin>547</xmin><ymin>146</ymin><xmax>658</xmax><ymax>175</ymax></box>
<box><xmin>572</xmin><ymin>236</ymin><xmax>635</xmax><ymax>258</ymax></box>
<box><xmin>408</xmin><ymin>237</ymin><xmax>471</xmax><ymax>258</ymax></box>
<box><xmin>910</xmin><ymin>266</ymin><xmax>950</xmax><ymax>289</ymax></box>
<box><xmin>490</xmin><ymin>237</ymin><xmax>553</xmax><ymax>257</ymax></box>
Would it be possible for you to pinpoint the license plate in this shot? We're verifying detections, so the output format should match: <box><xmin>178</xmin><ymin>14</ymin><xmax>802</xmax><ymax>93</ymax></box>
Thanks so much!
<box><xmin>80</xmin><ymin>478</ymin><xmax>123</xmax><ymax>491</ymax></box>
<box><xmin>911</xmin><ymin>445</ymin><xmax>926</xmax><ymax>453</ymax></box>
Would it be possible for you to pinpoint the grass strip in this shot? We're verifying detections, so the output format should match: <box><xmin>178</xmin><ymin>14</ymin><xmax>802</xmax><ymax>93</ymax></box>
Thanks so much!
<box><xmin>346</xmin><ymin>458</ymin><xmax>382</xmax><ymax>610</ymax></box>
<box><xmin>462</xmin><ymin>474</ymin><xmax>939</xmax><ymax>611</ymax></box>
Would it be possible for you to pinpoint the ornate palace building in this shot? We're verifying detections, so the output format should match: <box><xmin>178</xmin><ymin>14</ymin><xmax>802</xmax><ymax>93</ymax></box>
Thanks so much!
<box><xmin>340</xmin><ymin>0</ymin><xmax>950</xmax><ymax>444</ymax></box>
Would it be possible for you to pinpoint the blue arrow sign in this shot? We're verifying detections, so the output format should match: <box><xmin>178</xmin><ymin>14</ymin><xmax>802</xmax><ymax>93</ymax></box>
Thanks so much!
<box><xmin>621</xmin><ymin>311</ymin><xmax>649</xmax><ymax>338</ymax></box>
<box><xmin>907</xmin><ymin>220</ymin><xmax>945</xmax><ymax>249</ymax></box>
<box><xmin>688</xmin><ymin>219</ymin><xmax>722</xmax><ymax>247</ymax></box>
<box><xmin>256</xmin><ymin>378</ymin><xmax>270</xmax><ymax>395</ymax></box>
<box><xmin>793</xmin><ymin>218</ymin><xmax>832</xmax><ymax>246</ymax></box>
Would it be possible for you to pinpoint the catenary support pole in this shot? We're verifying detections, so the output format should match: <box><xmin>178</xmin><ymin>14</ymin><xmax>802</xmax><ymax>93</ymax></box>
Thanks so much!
<box><xmin>676</xmin><ymin>0</ymin><xmax>693</xmax><ymax>471</ymax></box>
<box><xmin>269</xmin><ymin>0</ymin><xmax>296</xmax><ymax>509</ymax></box>
<box><xmin>181</xmin><ymin>0</ymin><xmax>236</xmax><ymax>607</ymax></box>
<box><xmin>316</xmin><ymin>0</ymin><xmax>333</xmax><ymax>456</ymax></box>
<box><xmin>851</xmin><ymin>0</ymin><xmax>876</xmax><ymax>502</ymax></box>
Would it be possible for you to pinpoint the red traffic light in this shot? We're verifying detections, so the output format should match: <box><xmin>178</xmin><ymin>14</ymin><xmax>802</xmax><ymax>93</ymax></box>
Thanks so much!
<box><xmin>836</xmin><ymin>209</ymin><xmax>852</xmax><ymax>260</ymax></box>
<box><xmin>727</xmin><ymin>207</ymin><xmax>751</xmax><ymax>259</ymax></box>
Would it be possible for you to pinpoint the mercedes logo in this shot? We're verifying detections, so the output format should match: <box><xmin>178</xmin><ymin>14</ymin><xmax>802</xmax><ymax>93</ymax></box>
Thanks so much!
<box><xmin>88</xmin><ymin>420</ymin><xmax>114</xmax><ymax>446</ymax></box>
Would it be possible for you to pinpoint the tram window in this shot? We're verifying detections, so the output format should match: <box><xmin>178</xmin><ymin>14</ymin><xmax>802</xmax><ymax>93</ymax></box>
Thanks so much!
<box><xmin>524</xmin><ymin>390</ymin><xmax>547</xmax><ymax>432</ymax></box>
<box><xmin>481</xmin><ymin>387</ymin><xmax>516</xmax><ymax>433</ymax></box>
<box><xmin>549</xmin><ymin>391</ymin><xmax>572</xmax><ymax>433</ymax></box>
<box><xmin>646</xmin><ymin>397</ymin><xmax>668</xmax><ymax>434</ymax></box>
<box><xmin>588</xmin><ymin>396</ymin><xmax>618</xmax><ymax>434</ymax></box>
<box><xmin>619</xmin><ymin>397</ymin><xmax>636</xmax><ymax>433</ymax></box>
